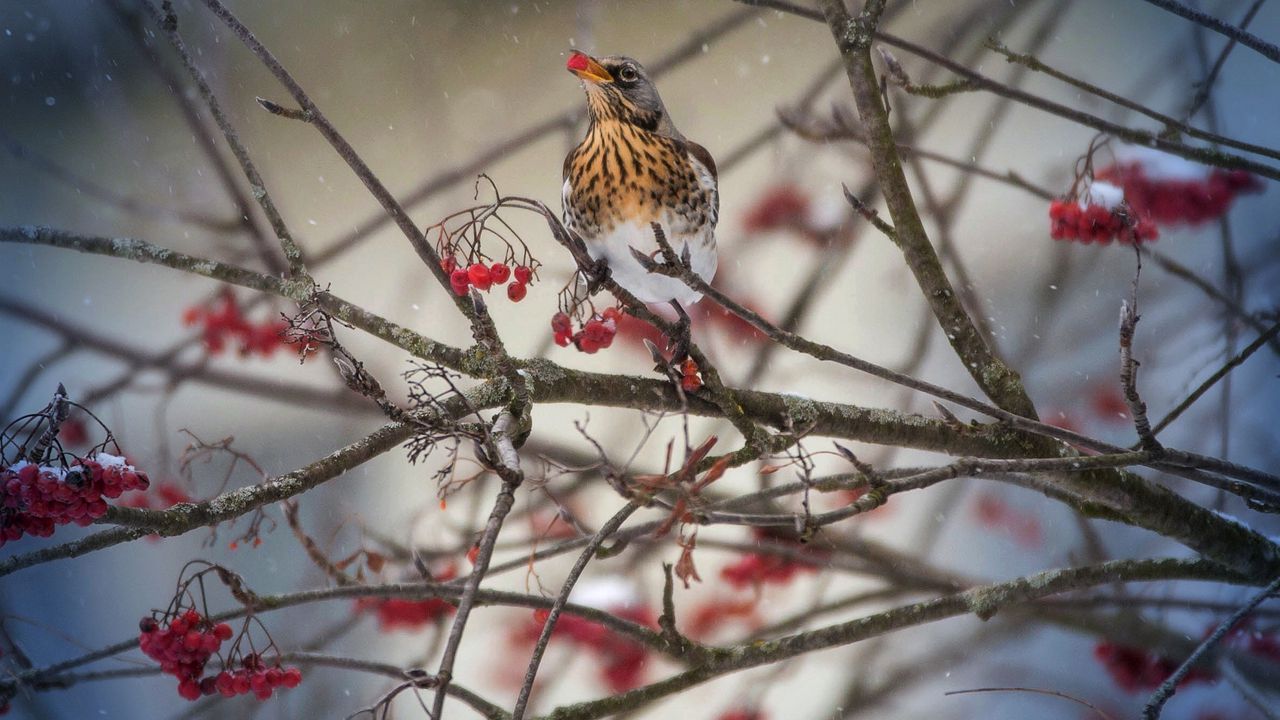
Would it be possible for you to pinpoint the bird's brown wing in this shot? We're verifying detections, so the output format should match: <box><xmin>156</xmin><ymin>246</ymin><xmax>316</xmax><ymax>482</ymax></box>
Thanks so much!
<box><xmin>685</xmin><ymin>141</ymin><xmax>717</xmax><ymax>182</ymax></box>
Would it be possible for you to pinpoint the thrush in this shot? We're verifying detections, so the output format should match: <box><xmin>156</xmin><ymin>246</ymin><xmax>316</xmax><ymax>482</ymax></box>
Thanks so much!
<box><xmin>562</xmin><ymin>51</ymin><xmax>718</xmax><ymax>309</ymax></box>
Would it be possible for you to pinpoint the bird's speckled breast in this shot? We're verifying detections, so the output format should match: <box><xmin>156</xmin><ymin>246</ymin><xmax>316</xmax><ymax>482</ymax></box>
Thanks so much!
<box><xmin>562</xmin><ymin>120</ymin><xmax>718</xmax><ymax>240</ymax></box>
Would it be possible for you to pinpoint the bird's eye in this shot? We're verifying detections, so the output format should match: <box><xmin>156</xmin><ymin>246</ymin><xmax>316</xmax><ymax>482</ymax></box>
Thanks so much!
<box><xmin>618</xmin><ymin>66</ymin><xmax>638</xmax><ymax>83</ymax></box>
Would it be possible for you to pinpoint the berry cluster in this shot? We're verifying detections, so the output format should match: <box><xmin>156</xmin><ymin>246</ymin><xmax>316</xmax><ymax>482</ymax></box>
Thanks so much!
<box><xmin>971</xmin><ymin>492</ymin><xmax>1043</xmax><ymax>549</ymax></box>
<box><xmin>720</xmin><ymin>552</ymin><xmax>817</xmax><ymax>589</ymax></box>
<box><xmin>203</xmin><ymin>653</ymin><xmax>302</xmax><ymax>700</ymax></box>
<box><xmin>1048</xmin><ymin>186</ymin><xmax>1158</xmax><ymax>244</ymax></box>
<box><xmin>122</xmin><ymin>481</ymin><xmax>193</xmax><ymax>510</ymax></box>
<box><xmin>139</xmin><ymin>610</ymin><xmax>232</xmax><ymax>698</ymax></box>
<box><xmin>742</xmin><ymin>184</ymin><xmax>811</xmax><ymax>235</ymax></box>
<box><xmin>685</xmin><ymin>596</ymin><xmax>759</xmax><ymax>639</ymax></box>
<box><xmin>445</xmin><ymin>258</ymin><xmax>535</xmax><ymax>302</ymax></box>
<box><xmin>678</xmin><ymin>358</ymin><xmax>702</xmax><ymax>393</ymax></box>
<box><xmin>140</xmin><ymin>610</ymin><xmax>301</xmax><ymax>701</ymax></box>
<box><xmin>716</xmin><ymin>525</ymin><xmax>824</xmax><ymax>586</ymax></box>
<box><xmin>182</xmin><ymin>289</ymin><xmax>290</xmax><ymax>357</ymax></box>
<box><xmin>356</xmin><ymin>596</ymin><xmax>456</xmax><ymax>631</ymax></box>
<box><xmin>551</xmin><ymin>308</ymin><xmax>619</xmax><ymax>354</ymax></box>
<box><xmin>1093</xmin><ymin>641</ymin><xmax>1216</xmax><ymax>692</ymax></box>
<box><xmin>57</xmin><ymin>417</ymin><xmax>88</xmax><ymax>446</ymax></box>
<box><xmin>1</xmin><ymin>454</ymin><xmax>150</xmax><ymax>547</ymax></box>
<box><xmin>518</xmin><ymin>606</ymin><xmax>654</xmax><ymax>692</ymax></box>
<box><xmin>355</xmin><ymin>563</ymin><xmax>458</xmax><ymax>632</ymax></box>
<box><xmin>720</xmin><ymin>530</ymin><xmax>825</xmax><ymax>590</ymax></box>
<box><xmin>1098</xmin><ymin>161</ymin><xmax>1262</xmax><ymax>226</ymax></box>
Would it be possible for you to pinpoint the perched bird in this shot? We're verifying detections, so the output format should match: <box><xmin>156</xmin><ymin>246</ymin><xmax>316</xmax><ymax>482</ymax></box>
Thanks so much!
<box><xmin>562</xmin><ymin>51</ymin><xmax>718</xmax><ymax>309</ymax></box>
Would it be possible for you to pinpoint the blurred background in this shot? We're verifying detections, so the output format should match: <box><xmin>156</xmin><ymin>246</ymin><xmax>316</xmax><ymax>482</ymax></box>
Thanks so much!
<box><xmin>1</xmin><ymin>0</ymin><xmax>1279</xmax><ymax>718</ymax></box>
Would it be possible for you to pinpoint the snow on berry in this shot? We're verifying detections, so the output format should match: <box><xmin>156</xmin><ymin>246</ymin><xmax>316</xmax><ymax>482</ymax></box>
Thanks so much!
<box><xmin>0</xmin><ymin>454</ymin><xmax>150</xmax><ymax>547</ymax></box>
<box><xmin>1048</xmin><ymin>181</ymin><xmax>1158</xmax><ymax>245</ymax></box>
<box><xmin>1097</xmin><ymin>146</ymin><xmax>1263</xmax><ymax>226</ymax></box>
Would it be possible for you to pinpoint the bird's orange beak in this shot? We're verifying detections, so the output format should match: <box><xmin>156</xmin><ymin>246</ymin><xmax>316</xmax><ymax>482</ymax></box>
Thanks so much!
<box><xmin>566</xmin><ymin>51</ymin><xmax>612</xmax><ymax>84</ymax></box>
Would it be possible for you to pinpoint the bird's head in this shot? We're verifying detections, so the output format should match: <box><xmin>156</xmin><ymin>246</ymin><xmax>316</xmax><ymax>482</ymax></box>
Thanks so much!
<box><xmin>566</xmin><ymin>51</ymin><xmax>680</xmax><ymax>138</ymax></box>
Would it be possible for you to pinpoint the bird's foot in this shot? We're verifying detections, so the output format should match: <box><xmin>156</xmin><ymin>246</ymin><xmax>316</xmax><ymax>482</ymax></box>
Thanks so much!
<box><xmin>584</xmin><ymin>257</ymin><xmax>611</xmax><ymax>294</ymax></box>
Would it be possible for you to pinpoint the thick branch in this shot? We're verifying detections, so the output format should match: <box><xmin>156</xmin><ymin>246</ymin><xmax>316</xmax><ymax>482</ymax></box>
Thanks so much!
<box><xmin>819</xmin><ymin>0</ymin><xmax>1038</xmax><ymax>418</ymax></box>
<box><xmin>536</xmin><ymin>558</ymin><xmax>1246</xmax><ymax>720</ymax></box>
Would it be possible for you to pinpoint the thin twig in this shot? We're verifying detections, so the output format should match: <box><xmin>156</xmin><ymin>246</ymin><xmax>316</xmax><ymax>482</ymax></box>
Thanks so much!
<box><xmin>431</xmin><ymin>410</ymin><xmax>525</xmax><ymax>719</ymax></box>
<box><xmin>1118</xmin><ymin>252</ymin><xmax>1163</xmax><ymax>452</ymax></box>
<box><xmin>140</xmin><ymin>0</ymin><xmax>309</xmax><ymax>279</ymax></box>
<box><xmin>511</xmin><ymin>502</ymin><xmax>642</xmax><ymax>720</ymax></box>
<box><xmin>1149</xmin><ymin>317</ymin><xmax>1280</xmax><ymax>437</ymax></box>
<box><xmin>946</xmin><ymin>686</ymin><xmax>1115</xmax><ymax>720</ymax></box>
<box><xmin>1142</xmin><ymin>574</ymin><xmax>1280</xmax><ymax>719</ymax></box>
<box><xmin>1137</xmin><ymin>0</ymin><xmax>1280</xmax><ymax>66</ymax></box>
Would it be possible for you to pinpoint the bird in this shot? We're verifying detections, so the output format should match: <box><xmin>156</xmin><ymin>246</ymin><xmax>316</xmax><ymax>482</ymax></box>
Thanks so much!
<box><xmin>561</xmin><ymin>51</ymin><xmax>718</xmax><ymax>312</ymax></box>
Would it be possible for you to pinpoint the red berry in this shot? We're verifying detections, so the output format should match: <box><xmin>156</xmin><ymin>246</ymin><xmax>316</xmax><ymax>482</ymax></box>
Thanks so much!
<box><xmin>507</xmin><ymin>282</ymin><xmax>527</xmax><ymax>302</ymax></box>
<box><xmin>140</xmin><ymin>617</ymin><xmax>158</xmax><ymax>634</ymax></box>
<box><xmin>213</xmin><ymin>623</ymin><xmax>233</xmax><ymax>641</ymax></box>
<box><xmin>489</xmin><ymin>263</ymin><xmax>511</xmax><ymax>284</ymax></box>
<box><xmin>201</xmin><ymin>633</ymin><xmax>220</xmax><ymax>653</ymax></box>
<box><xmin>467</xmin><ymin>263</ymin><xmax>492</xmax><ymax>291</ymax></box>
<box><xmin>440</xmin><ymin>256</ymin><xmax>457</xmax><ymax>274</ymax></box>
<box><xmin>551</xmin><ymin>312</ymin><xmax>572</xmax><ymax>336</ymax></box>
<box><xmin>281</xmin><ymin>667</ymin><xmax>302</xmax><ymax>688</ymax></box>
<box><xmin>450</xmin><ymin>268</ymin><xmax>471</xmax><ymax>296</ymax></box>
<box><xmin>514</xmin><ymin>265</ymin><xmax>533</xmax><ymax>285</ymax></box>
<box><xmin>178</xmin><ymin>678</ymin><xmax>202</xmax><ymax>701</ymax></box>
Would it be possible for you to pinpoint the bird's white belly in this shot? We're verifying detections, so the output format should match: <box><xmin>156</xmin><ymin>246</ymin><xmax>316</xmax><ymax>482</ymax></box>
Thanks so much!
<box><xmin>588</xmin><ymin>216</ymin><xmax>717</xmax><ymax>307</ymax></box>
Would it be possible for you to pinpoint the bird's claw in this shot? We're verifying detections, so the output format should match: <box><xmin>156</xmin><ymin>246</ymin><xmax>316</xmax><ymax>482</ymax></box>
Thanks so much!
<box><xmin>585</xmin><ymin>258</ymin><xmax>611</xmax><ymax>293</ymax></box>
